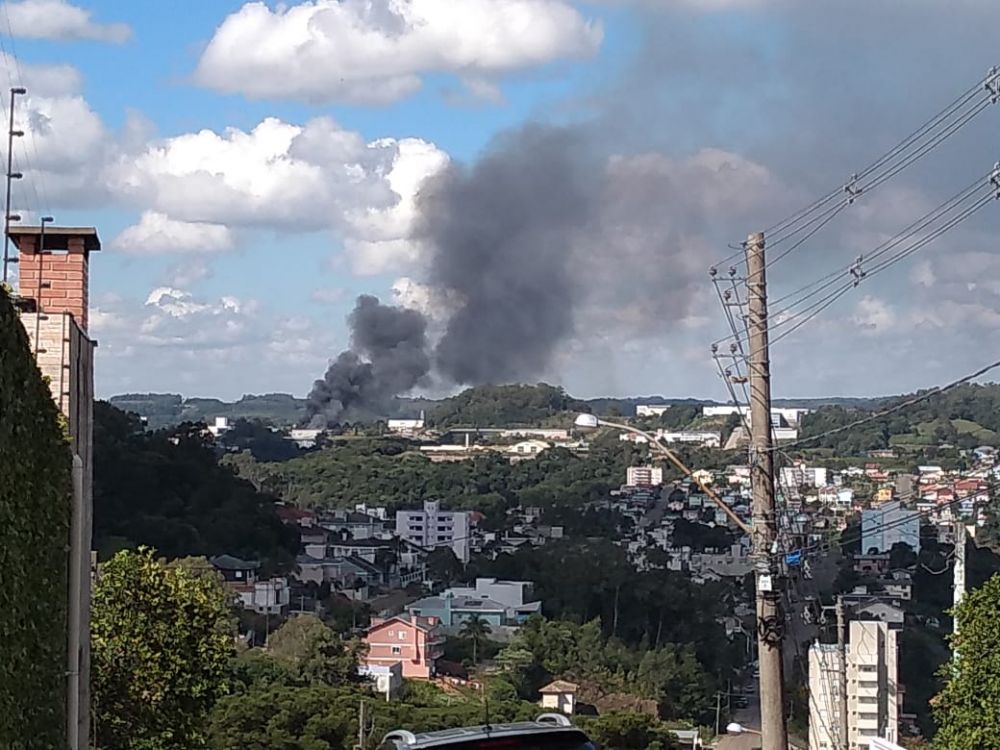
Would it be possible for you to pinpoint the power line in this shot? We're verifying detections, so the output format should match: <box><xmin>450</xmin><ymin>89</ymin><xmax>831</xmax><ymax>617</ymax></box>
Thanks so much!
<box><xmin>776</xmin><ymin>357</ymin><xmax>1000</xmax><ymax>452</ymax></box>
<box><xmin>758</xmin><ymin>67</ymin><xmax>999</xmax><ymax>255</ymax></box>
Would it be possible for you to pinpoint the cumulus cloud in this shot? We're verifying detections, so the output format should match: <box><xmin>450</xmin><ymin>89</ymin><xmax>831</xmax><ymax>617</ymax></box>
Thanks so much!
<box><xmin>113</xmin><ymin>211</ymin><xmax>235</xmax><ymax>254</ymax></box>
<box><xmin>3</xmin><ymin>0</ymin><xmax>130</xmax><ymax>43</ymax></box>
<box><xmin>194</xmin><ymin>0</ymin><xmax>602</xmax><ymax>104</ymax></box>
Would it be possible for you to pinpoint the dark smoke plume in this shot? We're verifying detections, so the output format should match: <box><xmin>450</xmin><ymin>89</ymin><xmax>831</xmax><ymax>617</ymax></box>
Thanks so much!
<box><xmin>305</xmin><ymin>295</ymin><xmax>429</xmax><ymax>426</ymax></box>
<box><xmin>417</xmin><ymin>125</ymin><xmax>599</xmax><ymax>385</ymax></box>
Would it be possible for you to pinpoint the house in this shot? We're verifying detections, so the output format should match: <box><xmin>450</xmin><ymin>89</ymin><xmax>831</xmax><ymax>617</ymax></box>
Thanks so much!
<box><xmin>854</xmin><ymin>602</ymin><xmax>905</xmax><ymax>629</ymax></box>
<box><xmin>407</xmin><ymin>578</ymin><xmax>543</xmax><ymax>627</ymax></box>
<box><xmin>539</xmin><ymin>680</ymin><xmax>578</xmax><ymax>715</ymax></box>
<box><xmin>854</xmin><ymin>553</ymin><xmax>891</xmax><ymax>575</ymax></box>
<box><xmin>363</xmin><ymin>614</ymin><xmax>444</xmax><ymax>679</ymax></box>
<box><xmin>388</xmin><ymin>417</ymin><xmax>425</xmax><ymax>435</ymax></box>
<box><xmin>210</xmin><ymin>554</ymin><xmax>259</xmax><ymax>584</ymax></box>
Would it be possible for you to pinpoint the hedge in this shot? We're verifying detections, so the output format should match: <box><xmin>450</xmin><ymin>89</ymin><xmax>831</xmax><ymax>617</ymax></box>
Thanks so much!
<box><xmin>0</xmin><ymin>286</ymin><xmax>72</xmax><ymax>748</ymax></box>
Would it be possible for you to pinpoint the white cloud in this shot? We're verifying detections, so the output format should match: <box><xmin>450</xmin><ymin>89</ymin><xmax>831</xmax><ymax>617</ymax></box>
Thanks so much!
<box><xmin>3</xmin><ymin>0</ymin><xmax>130</xmax><ymax>43</ymax></box>
<box><xmin>113</xmin><ymin>211</ymin><xmax>235</xmax><ymax>254</ymax></box>
<box><xmin>194</xmin><ymin>0</ymin><xmax>602</xmax><ymax>104</ymax></box>
<box><xmin>851</xmin><ymin>295</ymin><xmax>896</xmax><ymax>335</ymax></box>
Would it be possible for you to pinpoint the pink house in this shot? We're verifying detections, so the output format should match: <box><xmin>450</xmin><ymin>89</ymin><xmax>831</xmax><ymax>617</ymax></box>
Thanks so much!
<box><xmin>363</xmin><ymin>614</ymin><xmax>444</xmax><ymax>679</ymax></box>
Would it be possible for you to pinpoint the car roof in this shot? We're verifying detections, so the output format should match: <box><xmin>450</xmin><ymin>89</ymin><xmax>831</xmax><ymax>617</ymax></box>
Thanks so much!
<box><xmin>383</xmin><ymin>715</ymin><xmax>586</xmax><ymax>749</ymax></box>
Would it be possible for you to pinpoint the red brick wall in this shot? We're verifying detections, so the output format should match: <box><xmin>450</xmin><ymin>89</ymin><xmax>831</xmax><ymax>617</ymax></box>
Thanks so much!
<box><xmin>17</xmin><ymin>235</ymin><xmax>89</xmax><ymax>331</ymax></box>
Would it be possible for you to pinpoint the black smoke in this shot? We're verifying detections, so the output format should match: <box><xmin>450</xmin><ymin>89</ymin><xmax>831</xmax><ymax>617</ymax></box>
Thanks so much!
<box><xmin>305</xmin><ymin>295</ymin><xmax>429</xmax><ymax>427</ymax></box>
<box><xmin>417</xmin><ymin>125</ymin><xmax>599</xmax><ymax>384</ymax></box>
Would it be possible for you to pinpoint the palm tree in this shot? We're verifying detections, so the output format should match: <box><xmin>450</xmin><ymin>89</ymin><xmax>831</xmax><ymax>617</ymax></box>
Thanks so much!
<box><xmin>460</xmin><ymin>614</ymin><xmax>492</xmax><ymax>665</ymax></box>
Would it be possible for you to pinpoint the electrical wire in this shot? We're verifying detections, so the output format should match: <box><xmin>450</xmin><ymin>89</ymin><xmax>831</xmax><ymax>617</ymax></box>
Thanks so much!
<box><xmin>775</xmin><ymin>357</ymin><xmax>1000</xmax><ymax>452</ymax></box>
<box><xmin>760</xmin><ymin>69</ymin><xmax>998</xmax><ymax>253</ymax></box>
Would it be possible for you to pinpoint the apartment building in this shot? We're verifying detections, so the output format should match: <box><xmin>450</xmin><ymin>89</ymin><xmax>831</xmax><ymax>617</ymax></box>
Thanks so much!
<box><xmin>395</xmin><ymin>500</ymin><xmax>471</xmax><ymax>563</ymax></box>
<box><xmin>626</xmin><ymin>465</ymin><xmax>664</xmax><ymax>487</ymax></box>
<box><xmin>809</xmin><ymin>620</ymin><xmax>900</xmax><ymax>750</ymax></box>
<box><xmin>861</xmin><ymin>501</ymin><xmax>920</xmax><ymax>555</ymax></box>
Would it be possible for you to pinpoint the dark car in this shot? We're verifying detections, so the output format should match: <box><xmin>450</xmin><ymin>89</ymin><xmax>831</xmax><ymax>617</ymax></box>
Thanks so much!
<box><xmin>380</xmin><ymin>714</ymin><xmax>596</xmax><ymax>750</ymax></box>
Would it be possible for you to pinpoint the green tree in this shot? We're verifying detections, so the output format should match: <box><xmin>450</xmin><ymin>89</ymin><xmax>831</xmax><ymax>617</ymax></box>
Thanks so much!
<box><xmin>932</xmin><ymin>572</ymin><xmax>1000</xmax><ymax>749</ymax></box>
<box><xmin>92</xmin><ymin>548</ymin><xmax>235</xmax><ymax>750</ymax></box>
<box><xmin>267</xmin><ymin>614</ymin><xmax>365</xmax><ymax>686</ymax></box>
<box><xmin>459</xmin><ymin>615</ymin><xmax>493</xmax><ymax>665</ymax></box>
<box><xmin>581</xmin><ymin>712</ymin><xmax>678</xmax><ymax>750</ymax></box>
<box><xmin>427</xmin><ymin>547</ymin><xmax>463</xmax><ymax>584</ymax></box>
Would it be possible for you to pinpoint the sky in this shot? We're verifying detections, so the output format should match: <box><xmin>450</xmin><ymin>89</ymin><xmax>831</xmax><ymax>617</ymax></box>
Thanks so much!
<box><xmin>6</xmin><ymin>0</ymin><xmax>1000</xmax><ymax>402</ymax></box>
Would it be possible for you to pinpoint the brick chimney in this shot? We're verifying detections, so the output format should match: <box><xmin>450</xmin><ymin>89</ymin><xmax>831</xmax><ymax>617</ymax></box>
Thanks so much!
<box><xmin>9</xmin><ymin>226</ymin><xmax>101</xmax><ymax>332</ymax></box>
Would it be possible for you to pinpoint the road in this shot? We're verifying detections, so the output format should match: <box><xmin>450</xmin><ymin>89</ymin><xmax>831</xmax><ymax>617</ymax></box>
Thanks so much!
<box><xmin>713</xmin><ymin>686</ymin><xmax>762</xmax><ymax>750</ymax></box>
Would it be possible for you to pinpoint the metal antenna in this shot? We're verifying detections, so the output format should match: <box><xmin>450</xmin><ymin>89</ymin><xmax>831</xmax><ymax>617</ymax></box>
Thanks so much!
<box><xmin>2</xmin><ymin>86</ymin><xmax>25</xmax><ymax>285</ymax></box>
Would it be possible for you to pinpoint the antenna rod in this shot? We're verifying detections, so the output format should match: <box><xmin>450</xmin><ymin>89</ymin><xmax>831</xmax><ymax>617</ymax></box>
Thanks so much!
<box><xmin>2</xmin><ymin>86</ymin><xmax>25</xmax><ymax>285</ymax></box>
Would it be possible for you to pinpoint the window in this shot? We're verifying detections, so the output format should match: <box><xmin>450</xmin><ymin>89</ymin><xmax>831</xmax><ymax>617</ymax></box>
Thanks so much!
<box><xmin>391</xmin><ymin>646</ymin><xmax>401</xmax><ymax>655</ymax></box>
<box><xmin>398</xmin><ymin>631</ymin><xmax>407</xmax><ymax>640</ymax></box>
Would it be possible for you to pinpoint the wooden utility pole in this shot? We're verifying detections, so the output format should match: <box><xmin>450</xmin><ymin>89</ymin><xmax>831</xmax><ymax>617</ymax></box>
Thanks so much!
<box><xmin>356</xmin><ymin>700</ymin><xmax>367</xmax><ymax>750</ymax></box>
<box><xmin>745</xmin><ymin>231</ymin><xmax>789</xmax><ymax>750</ymax></box>
<box><xmin>836</xmin><ymin>595</ymin><xmax>849</xmax><ymax>750</ymax></box>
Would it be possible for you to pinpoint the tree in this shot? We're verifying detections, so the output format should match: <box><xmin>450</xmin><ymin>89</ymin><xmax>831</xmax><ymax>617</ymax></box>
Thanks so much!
<box><xmin>460</xmin><ymin>614</ymin><xmax>493</xmax><ymax>665</ymax></box>
<box><xmin>267</xmin><ymin>614</ymin><xmax>365</xmax><ymax>686</ymax></box>
<box><xmin>427</xmin><ymin>547</ymin><xmax>463</xmax><ymax>584</ymax></box>
<box><xmin>91</xmin><ymin>548</ymin><xmax>235</xmax><ymax>750</ymax></box>
<box><xmin>932</xmin><ymin>572</ymin><xmax>1000</xmax><ymax>749</ymax></box>
<box><xmin>582</xmin><ymin>712</ymin><xmax>678</xmax><ymax>750</ymax></box>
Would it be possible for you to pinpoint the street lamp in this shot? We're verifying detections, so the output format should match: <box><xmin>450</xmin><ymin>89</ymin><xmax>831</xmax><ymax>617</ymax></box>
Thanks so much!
<box><xmin>573</xmin><ymin>413</ymin><xmax>751</xmax><ymax>534</ymax></box>
<box><xmin>726</xmin><ymin>722</ymin><xmax>760</xmax><ymax>736</ymax></box>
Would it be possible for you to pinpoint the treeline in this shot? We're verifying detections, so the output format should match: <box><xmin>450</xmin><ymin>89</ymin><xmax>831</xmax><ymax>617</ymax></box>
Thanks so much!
<box><xmin>798</xmin><ymin>383</ymin><xmax>1000</xmax><ymax>454</ymax></box>
<box><xmin>427</xmin><ymin>383</ymin><xmax>584</xmax><ymax>427</ymax></box>
<box><xmin>94</xmin><ymin>402</ymin><xmax>299</xmax><ymax>571</ymax></box>
<box><xmin>223</xmin><ymin>433</ymin><xmax>653</xmax><ymax>523</ymax></box>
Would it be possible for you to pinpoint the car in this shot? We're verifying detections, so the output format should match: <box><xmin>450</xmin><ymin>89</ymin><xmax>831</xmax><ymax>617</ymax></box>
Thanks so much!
<box><xmin>379</xmin><ymin>714</ymin><xmax>596</xmax><ymax>750</ymax></box>
<box><xmin>732</xmin><ymin>697</ymin><xmax>749</xmax><ymax>709</ymax></box>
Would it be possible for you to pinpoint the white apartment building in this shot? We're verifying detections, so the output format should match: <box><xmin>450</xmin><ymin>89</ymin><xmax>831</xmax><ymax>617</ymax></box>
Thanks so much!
<box><xmin>809</xmin><ymin>621</ymin><xmax>900</xmax><ymax>750</ymax></box>
<box><xmin>627</xmin><ymin>465</ymin><xmax>664</xmax><ymax>487</ymax></box>
<box><xmin>701</xmin><ymin>405</ymin><xmax>810</xmax><ymax>426</ymax></box>
<box><xmin>780</xmin><ymin>465</ymin><xmax>829</xmax><ymax>488</ymax></box>
<box><xmin>395</xmin><ymin>500</ymin><xmax>472</xmax><ymax>563</ymax></box>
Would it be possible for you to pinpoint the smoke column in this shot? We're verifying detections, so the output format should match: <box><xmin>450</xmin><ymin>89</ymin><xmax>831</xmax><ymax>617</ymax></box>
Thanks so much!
<box><xmin>417</xmin><ymin>125</ymin><xmax>598</xmax><ymax>384</ymax></box>
<box><xmin>305</xmin><ymin>294</ymin><xmax>429</xmax><ymax>426</ymax></box>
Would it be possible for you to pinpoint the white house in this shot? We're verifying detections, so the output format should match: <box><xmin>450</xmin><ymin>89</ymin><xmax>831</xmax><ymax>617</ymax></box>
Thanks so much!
<box><xmin>636</xmin><ymin>404</ymin><xmax>671</xmax><ymax>417</ymax></box>
<box><xmin>507</xmin><ymin>440</ymin><xmax>551</xmax><ymax>458</ymax></box>
<box><xmin>539</xmin><ymin>680</ymin><xmax>578</xmax><ymax>715</ymax></box>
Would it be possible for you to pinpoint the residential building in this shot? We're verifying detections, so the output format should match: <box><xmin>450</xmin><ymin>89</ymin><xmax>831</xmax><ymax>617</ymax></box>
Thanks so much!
<box><xmin>13</xmin><ymin>224</ymin><xmax>100</xmax><ymax>750</ymax></box>
<box><xmin>539</xmin><ymin>680</ymin><xmax>578</xmax><ymax>714</ymax></box>
<box><xmin>861</xmin><ymin>501</ymin><xmax>920</xmax><ymax>555</ymax></box>
<box><xmin>636</xmin><ymin>404</ymin><xmax>671</xmax><ymax>417</ymax></box>
<box><xmin>854</xmin><ymin>602</ymin><xmax>905</xmax><ymax>629</ymax></box>
<box><xmin>809</xmin><ymin>620</ymin><xmax>900</xmax><ymax>750</ymax></box>
<box><xmin>626</xmin><ymin>465</ymin><xmax>664</xmax><ymax>487</ymax></box>
<box><xmin>406</xmin><ymin>578</ymin><xmax>542</xmax><ymax>627</ymax></box>
<box><xmin>780</xmin><ymin>465</ymin><xmax>829</xmax><ymax>488</ymax></box>
<box><xmin>396</xmin><ymin>500</ymin><xmax>472</xmax><ymax>563</ymax></box>
<box><xmin>211</xmin><ymin>554</ymin><xmax>259</xmax><ymax>584</ymax></box>
<box><xmin>363</xmin><ymin>614</ymin><xmax>444</xmax><ymax>679</ymax></box>
<box><xmin>211</xmin><ymin>554</ymin><xmax>290</xmax><ymax>613</ymax></box>
<box><xmin>207</xmin><ymin>416</ymin><xmax>231</xmax><ymax>437</ymax></box>
<box><xmin>808</xmin><ymin>643</ymin><xmax>843</xmax><ymax>750</ymax></box>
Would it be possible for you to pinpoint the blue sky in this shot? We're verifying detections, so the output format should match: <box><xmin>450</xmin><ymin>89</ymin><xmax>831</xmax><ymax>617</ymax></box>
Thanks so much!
<box><xmin>7</xmin><ymin>0</ymin><xmax>1000</xmax><ymax>402</ymax></box>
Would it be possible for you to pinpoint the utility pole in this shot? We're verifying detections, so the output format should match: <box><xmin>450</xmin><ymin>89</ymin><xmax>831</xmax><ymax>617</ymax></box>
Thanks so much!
<box><xmin>356</xmin><ymin>700</ymin><xmax>367</xmax><ymax>750</ymax></box>
<box><xmin>745</xmin><ymin>231</ymin><xmax>788</xmax><ymax>750</ymax></box>
<box><xmin>835</xmin><ymin>595</ymin><xmax>848</xmax><ymax>750</ymax></box>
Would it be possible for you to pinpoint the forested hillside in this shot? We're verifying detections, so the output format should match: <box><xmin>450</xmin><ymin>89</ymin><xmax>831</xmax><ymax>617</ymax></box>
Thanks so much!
<box><xmin>94</xmin><ymin>402</ymin><xmax>299</xmax><ymax>571</ymax></box>
<box><xmin>797</xmin><ymin>383</ymin><xmax>1000</xmax><ymax>453</ymax></box>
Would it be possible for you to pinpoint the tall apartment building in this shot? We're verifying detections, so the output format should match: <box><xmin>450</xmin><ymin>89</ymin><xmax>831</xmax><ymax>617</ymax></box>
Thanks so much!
<box><xmin>395</xmin><ymin>500</ymin><xmax>471</xmax><ymax>563</ymax></box>
<box><xmin>12</xmin><ymin>225</ymin><xmax>100</xmax><ymax>750</ymax></box>
<box><xmin>809</xmin><ymin>620</ymin><xmax>900</xmax><ymax>750</ymax></box>
<box><xmin>861</xmin><ymin>500</ymin><xmax>921</xmax><ymax>555</ymax></box>
<box><xmin>626</xmin><ymin>465</ymin><xmax>664</xmax><ymax>487</ymax></box>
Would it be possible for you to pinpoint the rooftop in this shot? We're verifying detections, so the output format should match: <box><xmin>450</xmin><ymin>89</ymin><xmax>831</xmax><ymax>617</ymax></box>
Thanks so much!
<box><xmin>8</xmin><ymin>225</ymin><xmax>101</xmax><ymax>252</ymax></box>
<box><xmin>210</xmin><ymin>554</ymin><xmax>260</xmax><ymax>571</ymax></box>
